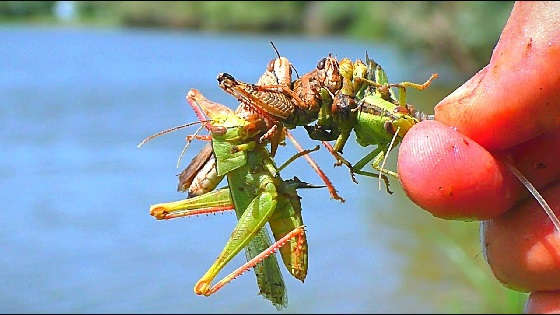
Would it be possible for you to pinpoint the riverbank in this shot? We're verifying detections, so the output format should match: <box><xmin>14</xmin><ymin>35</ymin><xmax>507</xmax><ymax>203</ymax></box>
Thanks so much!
<box><xmin>2</xmin><ymin>1</ymin><xmax>513</xmax><ymax>75</ymax></box>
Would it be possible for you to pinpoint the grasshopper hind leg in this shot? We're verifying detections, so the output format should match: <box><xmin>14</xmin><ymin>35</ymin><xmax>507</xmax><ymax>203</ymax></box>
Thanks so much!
<box><xmin>197</xmin><ymin>226</ymin><xmax>307</xmax><ymax>296</ymax></box>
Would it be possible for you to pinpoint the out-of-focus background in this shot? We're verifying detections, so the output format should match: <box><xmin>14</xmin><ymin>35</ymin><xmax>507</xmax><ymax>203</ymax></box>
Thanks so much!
<box><xmin>1</xmin><ymin>1</ymin><xmax>527</xmax><ymax>313</ymax></box>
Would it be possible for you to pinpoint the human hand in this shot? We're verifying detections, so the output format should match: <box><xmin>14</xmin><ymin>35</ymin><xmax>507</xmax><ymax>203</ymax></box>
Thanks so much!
<box><xmin>396</xmin><ymin>2</ymin><xmax>560</xmax><ymax>312</ymax></box>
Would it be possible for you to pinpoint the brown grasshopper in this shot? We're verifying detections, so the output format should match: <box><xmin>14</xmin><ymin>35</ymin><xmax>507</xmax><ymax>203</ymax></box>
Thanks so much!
<box><xmin>177</xmin><ymin>57</ymin><xmax>292</xmax><ymax>197</ymax></box>
<box><xmin>179</xmin><ymin>55</ymin><xmax>344</xmax><ymax>201</ymax></box>
<box><xmin>216</xmin><ymin>55</ymin><xmax>342</xmax><ymax>149</ymax></box>
<box><xmin>216</xmin><ymin>52</ymin><xmax>436</xmax><ymax>191</ymax></box>
<box><xmin>214</xmin><ymin>54</ymin><xmax>388</xmax><ymax>187</ymax></box>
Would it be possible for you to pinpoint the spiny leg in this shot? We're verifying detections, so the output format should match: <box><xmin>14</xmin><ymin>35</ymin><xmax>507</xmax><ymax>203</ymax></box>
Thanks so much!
<box><xmin>391</xmin><ymin>73</ymin><xmax>438</xmax><ymax>107</ymax></box>
<box><xmin>150</xmin><ymin>187</ymin><xmax>288</xmax><ymax>305</ymax></box>
<box><xmin>322</xmin><ymin>140</ymin><xmax>393</xmax><ymax>193</ymax></box>
<box><xmin>322</xmin><ymin>141</ymin><xmax>358</xmax><ymax>184</ymax></box>
<box><xmin>367</xmin><ymin>150</ymin><xmax>398</xmax><ymax>179</ymax></box>
<box><xmin>332</xmin><ymin>128</ymin><xmax>352</xmax><ymax>154</ymax></box>
<box><xmin>285</xmin><ymin>131</ymin><xmax>345</xmax><ymax>202</ymax></box>
<box><xmin>202</xmin><ymin>226</ymin><xmax>307</xmax><ymax>296</ymax></box>
<box><xmin>258</xmin><ymin>123</ymin><xmax>283</xmax><ymax>157</ymax></box>
<box><xmin>391</xmin><ymin>73</ymin><xmax>439</xmax><ymax>91</ymax></box>
<box><xmin>354</xmin><ymin>73</ymin><xmax>438</xmax><ymax>107</ymax></box>
<box><xmin>150</xmin><ymin>188</ymin><xmax>234</xmax><ymax>220</ymax></box>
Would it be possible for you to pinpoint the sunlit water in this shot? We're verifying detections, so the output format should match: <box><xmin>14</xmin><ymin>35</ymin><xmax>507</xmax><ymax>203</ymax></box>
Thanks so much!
<box><xmin>1</xmin><ymin>26</ymin><xmax>470</xmax><ymax>313</ymax></box>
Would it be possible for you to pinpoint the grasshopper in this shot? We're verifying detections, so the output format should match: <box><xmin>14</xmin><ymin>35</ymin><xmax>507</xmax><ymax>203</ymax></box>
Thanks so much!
<box><xmin>177</xmin><ymin>56</ymin><xmax>293</xmax><ymax>198</ymax></box>
<box><xmin>217</xmin><ymin>53</ymin><xmax>345</xmax><ymax>201</ymax></box>
<box><xmin>216</xmin><ymin>55</ymin><xmax>342</xmax><ymax>140</ymax></box>
<box><xmin>143</xmin><ymin>89</ymin><xmax>321</xmax><ymax>308</ymax></box>
<box><xmin>181</xmin><ymin>55</ymin><xmax>343</xmax><ymax>202</ymax></box>
<box><xmin>304</xmin><ymin>54</ymin><xmax>438</xmax><ymax>189</ymax></box>
<box><xmin>217</xmin><ymin>52</ymin><xmax>437</xmax><ymax>190</ymax></box>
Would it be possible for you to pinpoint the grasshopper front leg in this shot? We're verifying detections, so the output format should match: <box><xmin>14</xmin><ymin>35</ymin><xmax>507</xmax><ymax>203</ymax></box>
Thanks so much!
<box><xmin>352</xmin><ymin>146</ymin><xmax>396</xmax><ymax>193</ymax></box>
<box><xmin>150</xmin><ymin>188</ymin><xmax>233</xmax><ymax>219</ymax></box>
<box><xmin>322</xmin><ymin>142</ymin><xmax>394</xmax><ymax>194</ymax></box>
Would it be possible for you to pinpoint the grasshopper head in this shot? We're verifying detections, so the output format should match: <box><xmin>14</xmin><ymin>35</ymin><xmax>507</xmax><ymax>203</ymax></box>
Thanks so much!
<box><xmin>187</xmin><ymin>89</ymin><xmax>234</xmax><ymax>121</ymax></box>
<box><xmin>338</xmin><ymin>58</ymin><xmax>353</xmax><ymax>80</ymax></box>
<box><xmin>316</xmin><ymin>54</ymin><xmax>342</xmax><ymax>94</ymax></box>
<box><xmin>216</xmin><ymin>72</ymin><xmax>237</xmax><ymax>91</ymax></box>
<box><xmin>261</xmin><ymin>56</ymin><xmax>292</xmax><ymax>88</ymax></box>
<box><xmin>271</xmin><ymin>56</ymin><xmax>292</xmax><ymax>85</ymax></box>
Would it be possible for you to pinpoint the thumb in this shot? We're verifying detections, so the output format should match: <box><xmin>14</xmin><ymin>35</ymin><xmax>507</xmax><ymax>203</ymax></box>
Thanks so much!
<box><xmin>397</xmin><ymin>120</ymin><xmax>521</xmax><ymax>220</ymax></box>
<box><xmin>398</xmin><ymin>121</ymin><xmax>560</xmax><ymax>220</ymax></box>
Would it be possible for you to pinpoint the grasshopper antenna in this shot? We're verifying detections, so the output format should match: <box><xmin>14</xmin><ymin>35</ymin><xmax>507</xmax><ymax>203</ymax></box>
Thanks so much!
<box><xmin>269</xmin><ymin>41</ymin><xmax>300</xmax><ymax>79</ymax></box>
<box><xmin>137</xmin><ymin>120</ymin><xmax>211</xmax><ymax>148</ymax></box>
<box><xmin>269</xmin><ymin>41</ymin><xmax>281</xmax><ymax>59</ymax></box>
<box><xmin>176</xmin><ymin>124</ymin><xmax>205</xmax><ymax>168</ymax></box>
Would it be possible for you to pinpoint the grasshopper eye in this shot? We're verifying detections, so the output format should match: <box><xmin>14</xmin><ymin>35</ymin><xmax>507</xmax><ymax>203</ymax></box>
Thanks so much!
<box><xmin>317</xmin><ymin>58</ymin><xmax>326</xmax><ymax>70</ymax></box>
<box><xmin>217</xmin><ymin>73</ymin><xmax>236</xmax><ymax>87</ymax></box>
<box><xmin>209</xmin><ymin>125</ymin><xmax>227</xmax><ymax>136</ymax></box>
<box><xmin>267</xmin><ymin>59</ymin><xmax>275</xmax><ymax>72</ymax></box>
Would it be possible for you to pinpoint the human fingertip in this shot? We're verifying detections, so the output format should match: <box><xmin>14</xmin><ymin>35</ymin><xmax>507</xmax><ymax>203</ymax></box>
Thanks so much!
<box><xmin>398</xmin><ymin>120</ymin><xmax>521</xmax><ymax>220</ymax></box>
<box><xmin>526</xmin><ymin>291</ymin><xmax>560</xmax><ymax>314</ymax></box>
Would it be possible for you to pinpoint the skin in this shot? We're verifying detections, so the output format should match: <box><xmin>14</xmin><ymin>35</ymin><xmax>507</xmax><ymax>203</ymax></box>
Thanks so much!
<box><xmin>397</xmin><ymin>1</ymin><xmax>560</xmax><ymax>308</ymax></box>
<box><xmin>526</xmin><ymin>291</ymin><xmax>560</xmax><ymax>314</ymax></box>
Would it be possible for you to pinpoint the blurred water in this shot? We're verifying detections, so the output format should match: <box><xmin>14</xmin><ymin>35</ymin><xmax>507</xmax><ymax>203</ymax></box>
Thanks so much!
<box><xmin>0</xmin><ymin>26</ymin><xmax>450</xmax><ymax>313</ymax></box>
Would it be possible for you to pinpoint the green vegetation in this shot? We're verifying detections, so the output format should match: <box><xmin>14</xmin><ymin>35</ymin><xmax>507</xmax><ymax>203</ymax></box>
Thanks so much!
<box><xmin>0</xmin><ymin>1</ymin><xmax>54</xmax><ymax>17</ymax></box>
<box><xmin>2</xmin><ymin>1</ymin><xmax>513</xmax><ymax>74</ymax></box>
<box><xmin>370</xmin><ymin>189</ymin><xmax>527</xmax><ymax>313</ymax></box>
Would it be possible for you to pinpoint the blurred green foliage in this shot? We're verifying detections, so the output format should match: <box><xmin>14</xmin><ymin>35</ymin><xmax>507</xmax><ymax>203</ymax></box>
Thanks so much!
<box><xmin>0</xmin><ymin>1</ymin><xmax>54</xmax><ymax>18</ymax></box>
<box><xmin>371</xmin><ymin>187</ymin><xmax>527</xmax><ymax>313</ymax></box>
<box><xmin>2</xmin><ymin>1</ymin><xmax>513</xmax><ymax>75</ymax></box>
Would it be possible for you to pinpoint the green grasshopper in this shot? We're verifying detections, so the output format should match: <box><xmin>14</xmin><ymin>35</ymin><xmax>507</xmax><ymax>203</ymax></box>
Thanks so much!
<box><xmin>141</xmin><ymin>55</ymin><xmax>337</xmax><ymax>308</ymax></box>
<box><xmin>176</xmin><ymin>56</ymin><xmax>294</xmax><ymax>198</ymax></box>
<box><xmin>146</xmin><ymin>89</ymin><xmax>322</xmax><ymax>307</ymax></box>
<box><xmin>305</xmin><ymin>55</ymin><xmax>438</xmax><ymax>188</ymax></box>
<box><xmin>165</xmin><ymin>56</ymin><xmax>308</xmax><ymax>308</ymax></box>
